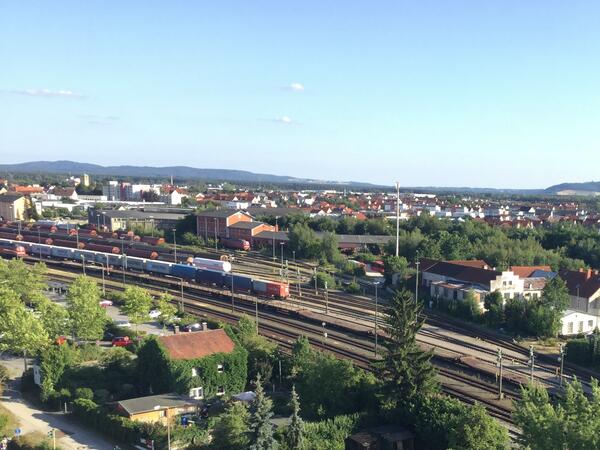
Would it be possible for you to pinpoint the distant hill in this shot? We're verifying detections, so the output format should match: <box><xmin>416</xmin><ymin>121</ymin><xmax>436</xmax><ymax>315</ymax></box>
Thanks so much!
<box><xmin>545</xmin><ymin>181</ymin><xmax>600</xmax><ymax>196</ymax></box>
<box><xmin>0</xmin><ymin>160</ymin><xmax>378</xmax><ymax>187</ymax></box>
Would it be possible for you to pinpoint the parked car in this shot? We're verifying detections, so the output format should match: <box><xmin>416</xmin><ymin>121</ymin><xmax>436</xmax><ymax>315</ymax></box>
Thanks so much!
<box><xmin>115</xmin><ymin>320</ymin><xmax>132</xmax><ymax>328</ymax></box>
<box><xmin>148</xmin><ymin>309</ymin><xmax>162</xmax><ymax>319</ymax></box>
<box><xmin>112</xmin><ymin>336</ymin><xmax>131</xmax><ymax>347</ymax></box>
<box><xmin>182</xmin><ymin>322</ymin><xmax>202</xmax><ymax>332</ymax></box>
<box><xmin>99</xmin><ymin>300</ymin><xmax>113</xmax><ymax>308</ymax></box>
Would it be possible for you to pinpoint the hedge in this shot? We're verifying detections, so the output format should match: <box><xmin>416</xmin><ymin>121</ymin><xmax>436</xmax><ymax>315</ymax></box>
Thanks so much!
<box><xmin>71</xmin><ymin>398</ymin><xmax>140</xmax><ymax>444</ymax></box>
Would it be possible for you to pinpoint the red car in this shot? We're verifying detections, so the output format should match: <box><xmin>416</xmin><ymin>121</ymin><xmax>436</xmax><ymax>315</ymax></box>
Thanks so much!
<box><xmin>112</xmin><ymin>336</ymin><xmax>131</xmax><ymax>347</ymax></box>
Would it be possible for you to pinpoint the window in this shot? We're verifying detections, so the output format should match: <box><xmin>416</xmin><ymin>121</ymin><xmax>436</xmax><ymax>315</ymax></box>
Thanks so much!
<box><xmin>509</xmin><ymin>281</ymin><xmax>513</xmax><ymax>286</ymax></box>
<box><xmin>568</xmin><ymin>322</ymin><xmax>573</xmax><ymax>334</ymax></box>
<box><xmin>217</xmin><ymin>386</ymin><xmax>225</xmax><ymax>396</ymax></box>
<box><xmin>217</xmin><ymin>364</ymin><xmax>224</xmax><ymax>373</ymax></box>
<box><xmin>589</xmin><ymin>320</ymin><xmax>594</xmax><ymax>329</ymax></box>
<box><xmin>579</xmin><ymin>321</ymin><xmax>584</xmax><ymax>333</ymax></box>
<box><xmin>533</xmin><ymin>293</ymin><xmax>539</xmax><ymax>300</ymax></box>
<box><xmin>158</xmin><ymin>410</ymin><xmax>166</xmax><ymax>418</ymax></box>
<box><xmin>503</xmin><ymin>281</ymin><xmax>507</xmax><ymax>286</ymax></box>
<box><xmin>191</xmin><ymin>368</ymin><xmax>198</xmax><ymax>377</ymax></box>
<box><xmin>189</xmin><ymin>387</ymin><xmax>204</xmax><ymax>399</ymax></box>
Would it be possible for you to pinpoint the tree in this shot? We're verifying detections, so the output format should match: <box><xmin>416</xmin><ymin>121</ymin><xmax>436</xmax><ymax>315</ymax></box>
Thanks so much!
<box><xmin>211</xmin><ymin>402</ymin><xmax>250</xmax><ymax>450</ymax></box>
<box><xmin>374</xmin><ymin>289</ymin><xmax>437</xmax><ymax>413</ymax></box>
<box><xmin>288</xmin><ymin>223</ymin><xmax>320</xmax><ymax>259</ymax></box>
<box><xmin>156</xmin><ymin>293</ymin><xmax>178</xmax><ymax>323</ymax></box>
<box><xmin>455</xmin><ymin>290</ymin><xmax>482</xmax><ymax>322</ymax></box>
<box><xmin>36</xmin><ymin>297</ymin><xmax>69</xmax><ymax>339</ymax></box>
<box><xmin>250</xmin><ymin>374</ymin><xmax>277</xmax><ymax>450</ymax></box>
<box><xmin>0</xmin><ymin>287</ymin><xmax>49</xmax><ymax>357</ymax></box>
<box><xmin>286</xmin><ymin>385</ymin><xmax>304</xmax><ymax>449</ymax></box>
<box><xmin>236</xmin><ymin>316</ymin><xmax>277</xmax><ymax>384</ymax></box>
<box><xmin>66</xmin><ymin>276</ymin><xmax>106</xmax><ymax>341</ymax></box>
<box><xmin>383</xmin><ymin>255</ymin><xmax>409</xmax><ymax>285</ymax></box>
<box><xmin>320</xmin><ymin>232</ymin><xmax>342</xmax><ymax>264</ymax></box>
<box><xmin>484</xmin><ymin>291</ymin><xmax>504</xmax><ymax>328</ymax></box>
<box><xmin>0</xmin><ymin>259</ymin><xmax>47</xmax><ymax>305</ymax></box>
<box><xmin>121</xmin><ymin>286</ymin><xmax>153</xmax><ymax>329</ymax></box>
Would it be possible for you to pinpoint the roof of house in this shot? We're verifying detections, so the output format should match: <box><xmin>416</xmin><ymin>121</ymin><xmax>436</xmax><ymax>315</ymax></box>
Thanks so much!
<box><xmin>158</xmin><ymin>329</ymin><xmax>235</xmax><ymax>360</ymax></box>
<box><xmin>196</xmin><ymin>209</ymin><xmax>251</xmax><ymax>219</ymax></box>
<box><xmin>51</xmin><ymin>187</ymin><xmax>76</xmax><ymax>197</ymax></box>
<box><xmin>0</xmin><ymin>194</ymin><xmax>24</xmax><ymax>203</ymax></box>
<box><xmin>510</xmin><ymin>265</ymin><xmax>552</xmax><ymax>278</ymax></box>
<box><xmin>558</xmin><ymin>269</ymin><xmax>600</xmax><ymax>299</ymax></box>
<box><xmin>449</xmin><ymin>260</ymin><xmax>491</xmax><ymax>269</ymax></box>
<box><xmin>420</xmin><ymin>259</ymin><xmax>501</xmax><ymax>288</ymax></box>
<box><xmin>522</xmin><ymin>277</ymin><xmax>548</xmax><ymax>291</ymax></box>
<box><xmin>228</xmin><ymin>221</ymin><xmax>265</xmax><ymax>230</ymax></box>
<box><xmin>117</xmin><ymin>393</ymin><xmax>198</xmax><ymax>416</ymax></box>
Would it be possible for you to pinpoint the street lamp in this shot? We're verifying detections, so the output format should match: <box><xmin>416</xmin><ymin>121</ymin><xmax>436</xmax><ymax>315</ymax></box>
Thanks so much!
<box><xmin>172</xmin><ymin>228</ymin><xmax>177</xmax><ymax>263</ymax></box>
<box><xmin>280</xmin><ymin>242</ymin><xmax>285</xmax><ymax>271</ymax></box>
<box><xmin>153</xmin><ymin>406</ymin><xmax>171</xmax><ymax>450</ymax></box>
<box><xmin>214</xmin><ymin>218</ymin><xmax>218</xmax><ymax>251</ymax></box>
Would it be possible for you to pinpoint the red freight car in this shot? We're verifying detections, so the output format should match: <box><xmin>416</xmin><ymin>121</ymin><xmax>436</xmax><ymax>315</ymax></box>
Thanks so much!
<box><xmin>253</xmin><ymin>279</ymin><xmax>290</xmax><ymax>299</ymax></box>
<box><xmin>125</xmin><ymin>248</ymin><xmax>159</xmax><ymax>260</ymax></box>
<box><xmin>221</xmin><ymin>238</ymin><xmax>251</xmax><ymax>251</ymax></box>
<box><xmin>20</xmin><ymin>235</ymin><xmax>53</xmax><ymax>245</ymax></box>
<box><xmin>84</xmin><ymin>243</ymin><xmax>120</xmax><ymax>254</ymax></box>
<box><xmin>140</xmin><ymin>236</ymin><xmax>165</xmax><ymax>245</ymax></box>
<box><xmin>53</xmin><ymin>239</ymin><xmax>85</xmax><ymax>249</ymax></box>
<box><xmin>0</xmin><ymin>241</ymin><xmax>27</xmax><ymax>257</ymax></box>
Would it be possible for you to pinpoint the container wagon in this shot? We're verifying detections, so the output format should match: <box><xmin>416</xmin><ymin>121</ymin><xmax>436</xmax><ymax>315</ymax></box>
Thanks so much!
<box><xmin>225</xmin><ymin>273</ymin><xmax>253</xmax><ymax>293</ymax></box>
<box><xmin>253</xmin><ymin>279</ymin><xmax>290</xmax><ymax>299</ymax></box>
<box><xmin>124</xmin><ymin>256</ymin><xmax>146</xmax><ymax>271</ymax></box>
<box><xmin>171</xmin><ymin>264</ymin><xmax>198</xmax><ymax>281</ymax></box>
<box><xmin>50</xmin><ymin>247</ymin><xmax>74</xmax><ymax>259</ymax></box>
<box><xmin>192</xmin><ymin>257</ymin><xmax>232</xmax><ymax>273</ymax></box>
<box><xmin>145</xmin><ymin>260</ymin><xmax>172</xmax><ymax>275</ymax></box>
<box><xmin>195</xmin><ymin>268</ymin><xmax>225</xmax><ymax>286</ymax></box>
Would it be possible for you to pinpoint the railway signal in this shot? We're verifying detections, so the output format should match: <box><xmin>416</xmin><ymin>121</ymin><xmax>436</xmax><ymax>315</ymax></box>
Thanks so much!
<box><xmin>558</xmin><ymin>343</ymin><xmax>566</xmax><ymax>386</ymax></box>
<box><xmin>496</xmin><ymin>348</ymin><xmax>503</xmax><ymax>400</ymax></box>
<box><xmin>528</xmin><ymin>345</ymin><xmax>536</xmax><ymax>383</ymax></box>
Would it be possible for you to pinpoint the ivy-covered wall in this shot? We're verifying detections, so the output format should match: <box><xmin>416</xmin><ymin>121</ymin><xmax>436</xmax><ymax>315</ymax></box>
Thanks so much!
<box><xmin>136</xmin><ymin>335</ymin><xmax>248</xmax><ymax>398</ymax></box>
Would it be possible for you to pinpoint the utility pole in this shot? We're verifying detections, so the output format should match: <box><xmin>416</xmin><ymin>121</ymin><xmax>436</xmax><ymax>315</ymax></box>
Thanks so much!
<box><xmin>82</xmin><ymin>254</ymin><xmax>86</xmax><ymax>276</ymax></box>
<box><xmin>255</xmin><ymin>296</ymin><xmax>259</xmax><ymax>333</ymax></box>
<box><xmin>280</xmin><ymin>242</ymin><xmax>284</xmax><ymax>271</ymax></box>
<box><xmin>314</xmin><ymin>268</ymin><xmax>318</xmax><ymax>294</ymax></box>
<box><xmin>395</xmin><ymin>181</ymin><xmax>400</xmax><ymax>257</ymax></box>
<box><xmin>374</xmin><ymin>282</ymin><xmax>379</xmax><ymax>357</ymax></box>
<box><xmin>558</xmin><ymin>343</ymin><xmax>566</xmax><ymax>386</ymax></box>
<box><xmin>529</xmin><ymin>345</ymin><xmax>535</xmax><ymax>383</ymax></box>
<box><xmin>497</xmin><ymin>348</ymin><xmax>504</xmax><ymax>400</ymax></box>
<box><xmin>172</xmin><ymin>228</ymin><xmax>177</xmax><ymax>262</ymax></box>
<box><xmin>321</xmin><ymin>322</ymin><xmax>327</xmax><ymax>349</ymax></box>
<box><xmin>120</xmin><ymin>238</ymin><xmax>125</xmax><ymax>287</ymax></box>
<box><xmin>415</xmin><ymin>257</ymin><xmax>420</xmax><ymax>303</ymax></box>
<box><xmin>180</xmin><ymin>278</ymin><xmax>184</xmax><ymax>312</ymax></box>
<box><xmin>324</xmin><ymin>281</ymin><xmax>329</xmax><ymax>315</ymax></box>
<box><xmin>297</xmin><ymin>268</ymin><xmax>301</xmax><ymax>297</ymax></box>
<box><xmin>214</xmin><ymin>218</ymin><xmax>218</xmax><ymax>251</ymax></box>
<box><xmin>231</xmin><ymin>270</ymin><xmax>235</xmax><ymax>312</ymax></box>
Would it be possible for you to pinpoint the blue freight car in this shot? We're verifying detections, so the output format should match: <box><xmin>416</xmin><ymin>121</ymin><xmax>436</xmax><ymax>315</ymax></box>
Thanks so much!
<box><xmin>171</xmin><ymin>263</ymin><xmax>197</xmax><ymax>280</ymax></box>
<box><xmin>145</xmin><ymin>260</ymin><xmax>172</xmax><ymax>275</ymax></box>
<box><xmin>124</xmin><ymin>256</ymin><xmax>145</xmax><ymax>271</ymax></box>
<box><xmin>195</xmin><ymin>268</ymin><xmax>225</xmax><ymax>286</ymax></box>
<box><xmin>225</xmin><ymin>273</ymin><xmax>253</xmax><ymax>292</ymax></box>
<box><xmin>51</xmin><ymin>247</ymin><xmax>74</xmax><ymax>259</ymax></box>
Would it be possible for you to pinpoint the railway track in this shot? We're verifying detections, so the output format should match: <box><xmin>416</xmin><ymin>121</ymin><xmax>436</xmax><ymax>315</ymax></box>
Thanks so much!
<box><xmin>40</xmin><ymin>261</ymin><xmax>517</xmax><ymax>429</ymax></box>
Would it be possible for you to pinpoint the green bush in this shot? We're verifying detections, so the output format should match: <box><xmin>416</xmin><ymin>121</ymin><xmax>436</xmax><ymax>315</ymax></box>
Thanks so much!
<box><xmin>75</xmin><ymin>387</ymin><xmax>94</xmax><ymax>400</ymax></box>
<box><xmin>345</xmin><ymin>282</ymin><xmax>361</xmax><ymax>294</ymax></box>
<box><xmin>302</xmin><ymin>414</ymin><xmax>362</xmax><ymax>450</ymax></box>
<box><xmin>77</xmin><ymin>344</ymin><xmax>104</xmax><ymax>362</ymax></box>
<box><xmin>0</xmin><ymin>413</ymin><xmax>8</xmax><ymax>433</ymax></box>
<box><xmin>313</xmin><ymin>272</ymin><xmax>336</xmax><ymax>289</ymax></box>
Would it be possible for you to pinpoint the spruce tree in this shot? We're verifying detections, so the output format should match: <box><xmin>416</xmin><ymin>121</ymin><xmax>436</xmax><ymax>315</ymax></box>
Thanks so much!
<box><xmin>286</xmin><ymin>385</ymin><xmax>304</xmax><ymax>449</ymax></box>
<box><xmin>250</xmin><ymin>373</ymin><xmax>278</xmax><ymax>450</ymax></box>
<box><xmin>374</xmin><ymin>289</ymin><xmax>437</xmax><ymax>410</ymax></box>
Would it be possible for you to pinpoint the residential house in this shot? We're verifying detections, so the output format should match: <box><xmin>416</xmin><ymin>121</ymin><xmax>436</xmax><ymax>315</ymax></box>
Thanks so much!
<box><xmin>136</xmin><ymin>329</ymin><xmax>247</xmax><ymax>400</ymax></box>
<box><xmin>116</xmin><ymin>393</ymin><xmax>200</xmax><ymax>425</ymax></box>
<box><xmin>0</xmin><ymin>193</ymin><xmax>27</xmax><ymax>221</ymax></box>
<box><xmin>559</xmin><ymin>268</ymin><xmax>600</xmax><ymax>315</ymax></box>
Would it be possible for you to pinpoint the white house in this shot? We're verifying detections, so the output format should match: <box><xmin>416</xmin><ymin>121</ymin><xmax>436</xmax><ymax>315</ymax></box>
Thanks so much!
<box><xmin>560</xmin><ymin>310</ymin><xmax>598</xmax><ymax>336</ymax></box>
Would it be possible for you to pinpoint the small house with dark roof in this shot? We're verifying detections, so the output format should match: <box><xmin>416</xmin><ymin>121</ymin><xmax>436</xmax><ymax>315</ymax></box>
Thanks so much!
<box><xmin>116</xmin><ymin>393</ymin><xmax>199</xmax><ymax>424</ymax></box>
<box><xmin>136</xmin><ymin>329</ymin><xmax>247</xmax><ymax>401</ymax></box>
<box><xmin>559</xmin><ymin>268</ymin><xmax>600</xmax><ymax>315</ymax></box>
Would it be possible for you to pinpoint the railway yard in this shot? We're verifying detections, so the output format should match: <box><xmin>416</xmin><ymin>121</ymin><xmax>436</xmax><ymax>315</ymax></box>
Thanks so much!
<box><xmin>3</xmin><ymin>222</ymin><xmax>600</xmax><ymax>440</ymax></box>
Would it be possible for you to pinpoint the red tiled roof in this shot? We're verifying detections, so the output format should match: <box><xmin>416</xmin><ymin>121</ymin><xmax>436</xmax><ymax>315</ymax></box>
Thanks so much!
<box><xmin>558</xmin><ymin>269</ymin><xmax>600</xmax><ymax>299</ymax></box>
<box><xmin>510</xmin><ymin>266</ymin><xmax>552</xmax><ymax>278</ymax></box>
<box><xmin>158</xmin><ymin>329</ymin><xmax>235</xmax><ymax>360</ymax></box>
<box><xmin>420</xmin><ymin>259</ymin><xmax>500</xmax><ymax>287</ymax></box>
<box><xmin>450</xmin><ymin>260</ymin><xmax>491</xmax><ymax>270</ymax></box>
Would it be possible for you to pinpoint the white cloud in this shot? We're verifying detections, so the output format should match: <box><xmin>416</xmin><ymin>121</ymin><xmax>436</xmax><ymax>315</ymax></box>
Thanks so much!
<box><xmin>284</xmin><ymin>82</ymin><xmax>305</xmax><ymax>92</ymax></box>
<box><xmin>10</xmin><ymin>88</ymin><xmax>83</xmax><ymax>98</ymax></box>
<box><xmin>275</xmin><ymin>115</ymin><xmax>294</xmax><ymax>124</ymax></box>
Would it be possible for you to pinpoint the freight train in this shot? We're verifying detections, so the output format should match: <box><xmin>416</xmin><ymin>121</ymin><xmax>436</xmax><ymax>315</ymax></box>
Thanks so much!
<box><xmin>0</xmin><ymin>237</ymin><xmax>289</xmax><ymax>299</ymax></box>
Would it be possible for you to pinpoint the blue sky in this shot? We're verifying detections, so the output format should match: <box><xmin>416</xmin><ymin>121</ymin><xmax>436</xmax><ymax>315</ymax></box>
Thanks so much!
<box><xmin>1</xmin><ymin>1</ymin><xmax>600</xmax><ymax>188</ymax></box>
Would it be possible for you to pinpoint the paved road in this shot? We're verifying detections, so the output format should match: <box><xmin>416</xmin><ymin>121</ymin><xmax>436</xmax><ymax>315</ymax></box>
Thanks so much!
<box><xmin>0</xmin><ymin>356</ymin><xmax>115</xmax><ymax>450</ymax></box>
